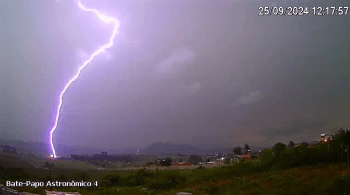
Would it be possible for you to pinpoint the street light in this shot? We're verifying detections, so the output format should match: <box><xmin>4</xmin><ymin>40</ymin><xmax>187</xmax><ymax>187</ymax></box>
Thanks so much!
<box><xmin>49</xmin><ymin>154</ymin><xmax>53</xmax><ymax>191</ymax></box>
<box><xmin>341</xmin><ymin>144</ymin><xmax>349</xmax><ymax>195</ymax></box>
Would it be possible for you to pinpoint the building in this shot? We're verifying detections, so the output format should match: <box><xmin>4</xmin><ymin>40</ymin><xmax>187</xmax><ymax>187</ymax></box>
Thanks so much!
<box><xmin>320</xmin><ymin>134</ymin><xmax>333</xmax><ymax>144</ymax></box>
<box><xmin>206</xmin><ymin>161</ymin><xmax>215</xmax><ymax>165</ymax></box>
<box><xmin>231</xmin><ymin>155</ymin><xmax>243</xmax><ymax>163</ymax></box>
<box><xmin>309</xmin><ymin>141</ymin><xmax>320</xmax><ymax>146</ymax></box>
<box><xmin>215</xmin><ymin>158</ymin><xmax>225</xmax><ymax>166</ymax></box>
<box><xmin>0</xmin><ymin>145</ymin><xmax>17</xmax><ymax>154</ymax></box>
<box><xmin>231</xmin><ymin>153</ymin><xmax>258</xmax><ymax>164</ymax></box>
<box><xmin>171</xmin><ymin>162</ymin><xmax>193</xmax><ymax>166</ymax></box>
<box><xmin>226</xmin><ymin>153</ymin><xmax>234</xmax><ymax>158</ymax></box>
<box><xmin>188</xmin><ymin>155</ymin><xmax>202</xmax><ymax>164</ymax></box>
<box><xmin>294</xmin><ymin>143</ymin><xmax>309</xmax><ymax>148</ymax></box>
<box><xmin>307</xmin><ymin>141</ymin><xmax>320</xmax><ymax>148</ymax></box>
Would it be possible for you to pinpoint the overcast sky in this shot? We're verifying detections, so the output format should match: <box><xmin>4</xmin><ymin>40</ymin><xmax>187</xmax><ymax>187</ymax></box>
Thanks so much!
<box><xmin>1</xmin><ymin>0</ymin><xmax>350</xmax><ymax>152</ymax></box>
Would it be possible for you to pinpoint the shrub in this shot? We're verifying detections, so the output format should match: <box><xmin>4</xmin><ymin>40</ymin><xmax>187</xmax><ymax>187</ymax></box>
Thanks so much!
<box><xmin>326</xmin><ymin>178</ymin><xmax>350</xmax><ymax>195</ymax></box>
<box><xmin>147</xmin><ymin>170</ymin><xmax>188</xmax><ymax>190</ymax></box>
<box><xmin>122</xmin><ymin>174</ymin><xmax>139</xmax><ymax>186</ymax></box>
<box><xmin>183</xmin><ymin>188</ymin><xmax>196</xmax><ymax>194</ymax></box>
<box><xmin>247</xmin><ymin>179</ymin><xmax>261</xmax><ymax>188</ymax></box>
<box><xmin>145</xmin><ymin>162</ymin><xmax>154</xmax><ymax>166</ymax></box>
<box><xmin>102</xmin><ymin>174</ymin><xmax>120</xmax><ymax>187</ymax></box>
<box><xmin>243</xmin><ymin>161</ymin><xmax>260</xmax><ymax>173</ymax></box>
<box><xmin>137</xmin><ymin>168</ymin><xmax>155</xmax><ymax>179</ymax></box>
<box><xmin>71</xmin><ymin>171</ymin><xmax>90</xmax><ymax>181</ymax></box>
<box><xmin>163</xmin><ymin>171</ymin><xmax>187</xmax><ymax>187</ymax></box>
<box><xmin>259</xmin><ymin>143</ymin><xmax>342</xmax><ymax>171</ymax></box>
<box><xmin>1</xmin><ymin>167</ymin><xmax>30</xmax><ymax>180</ymax></box>
<box><xmin>202</xmin><ymin>185</ymin><xmax>219</xmax><ymax>194</ymax></box>
<box><xmin>56</xmin><ymin>173</ymin><xmax>68</xmax><ymax>181</ymax></box>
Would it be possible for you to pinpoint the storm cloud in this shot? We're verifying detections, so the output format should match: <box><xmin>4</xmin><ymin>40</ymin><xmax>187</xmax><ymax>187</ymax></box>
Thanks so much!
<box><xmin>1</xmin><ymin>0</ymin><xmax>350</xmax><ymax>152</ymax></box>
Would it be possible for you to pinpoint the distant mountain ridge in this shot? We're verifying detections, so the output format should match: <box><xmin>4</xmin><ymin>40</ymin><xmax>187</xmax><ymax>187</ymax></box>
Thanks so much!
<box><xmin>141</xmin><ymin>142</ymin><xmax>200</xmax><ymax>155</ymax></box>
<box><xmin>141</xmin><ymin>142</ymin><xmax>267</xmax><ymax>155</ymax></box>
<box><xmin>0</xmin><ymin>139</ymin><xmax>268</xmax><ymax>156</ymax></box>
<box><xmin>0</xmin><ymin>139</ymin><xmax>135</xmax><ymax>157</ymax></box>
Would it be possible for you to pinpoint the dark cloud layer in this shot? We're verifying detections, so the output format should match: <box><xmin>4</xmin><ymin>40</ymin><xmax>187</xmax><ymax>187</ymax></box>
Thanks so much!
<box><xmin>1</xmin><ymin>0</ymin><xmax>350</xmax><ymax>153</ymax></box>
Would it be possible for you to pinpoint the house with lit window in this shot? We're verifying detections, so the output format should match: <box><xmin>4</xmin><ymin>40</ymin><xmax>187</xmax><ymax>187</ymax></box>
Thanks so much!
<box><xmin>231</xmin><ymin>153</ymin><xmax>258</xmax><ymax>164</ymax></box>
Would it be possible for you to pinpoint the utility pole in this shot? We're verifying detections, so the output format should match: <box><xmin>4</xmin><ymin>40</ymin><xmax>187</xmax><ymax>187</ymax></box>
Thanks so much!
<box><xmin>345</xmin><ymin>144</ymin><xmax>349</xmax><ymax>195</ymax></box>
<box><xmin>241</xmin><ymin>174</ymin><xmax>243</xmax><ymax>188</ymax></box>
<box><xmin>49</xmin><ymin>154</ymin><xmax>53</xmax><ymax>191</ymax></box>
<box><xmin>340</xmin><ymin>148</ymin><xmax>343</xmax><ymax>180</ymax></box>
<box><xmin>328</xmin><ymin>144</ymin><xmax>330</xmax><ymax>153</ymax></box>
<box><xmin>156</xmin><ymin>165</ymin><xmax>159</xmax><ymax>192</ymax></box>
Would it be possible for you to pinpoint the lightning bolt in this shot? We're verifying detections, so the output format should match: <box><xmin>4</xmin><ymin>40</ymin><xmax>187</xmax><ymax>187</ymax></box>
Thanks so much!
<box><xmin>49</xmin><ymin>0</ymin><xmax>120</xmax><ymax>158</ymax></box>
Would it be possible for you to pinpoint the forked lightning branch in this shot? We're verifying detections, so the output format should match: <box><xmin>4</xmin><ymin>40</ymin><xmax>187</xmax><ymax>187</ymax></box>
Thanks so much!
<box><xmin>49</xmin><ymin>0</ymin><xmax>120</xmax><ymax>157</ymax></box>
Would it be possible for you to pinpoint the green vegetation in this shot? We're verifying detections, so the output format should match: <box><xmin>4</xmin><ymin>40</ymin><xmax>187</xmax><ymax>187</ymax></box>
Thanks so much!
<box><xmin>233</xmin><ymin>146</ymin><xmax>243</xmax><ymax>155</ymax></box>
<box><xmin>1</xmin><ymin>128</ymin><xmax>350</xmax><ymax>194</ymax></box>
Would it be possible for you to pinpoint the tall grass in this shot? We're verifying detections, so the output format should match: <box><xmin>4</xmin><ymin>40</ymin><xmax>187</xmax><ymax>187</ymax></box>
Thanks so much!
<box><xmin>0</xmin><ymin>143</ymin><xmax>348</xmax><ymax>194</ymax></box>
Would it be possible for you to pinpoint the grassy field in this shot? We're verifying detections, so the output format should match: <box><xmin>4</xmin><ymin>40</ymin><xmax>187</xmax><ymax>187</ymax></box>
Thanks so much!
<box><xmin>1</xmin><ymin>146</ymin><xmax>350</xmax><ymax>195</ymax></box>
<box><xmin>173</xmin><ymin>164</ymin><xmax>347</xmax><ymax>195</ymax></box>
<box><xmin>1</xmin><ymin>158</ymin><xmax>349</xmax><ymax>194</ymax></box>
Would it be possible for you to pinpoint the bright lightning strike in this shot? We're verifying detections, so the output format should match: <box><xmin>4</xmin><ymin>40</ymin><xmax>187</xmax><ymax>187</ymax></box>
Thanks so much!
<box><xmin>49</xmin><ymin>0</ymin><xmax>120</xmax><ymax>158</ymax></box>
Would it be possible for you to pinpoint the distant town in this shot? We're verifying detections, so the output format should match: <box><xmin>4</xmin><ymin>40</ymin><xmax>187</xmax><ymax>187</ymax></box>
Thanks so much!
<box><xmin>0</xmin><ymin>133</ymin><xmax>333</xmax><ymax>171</ymax></box>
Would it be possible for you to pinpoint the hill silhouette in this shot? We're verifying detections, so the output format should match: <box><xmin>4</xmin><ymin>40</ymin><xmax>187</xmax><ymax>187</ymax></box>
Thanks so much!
<box><xmin>141</xmin><ymin>142</ymin><xmax>266</xmax><ymax>155</ymax></box>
